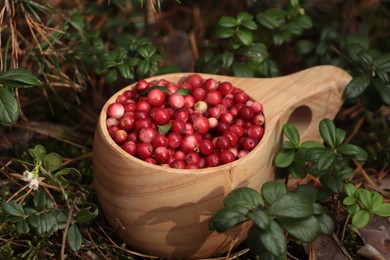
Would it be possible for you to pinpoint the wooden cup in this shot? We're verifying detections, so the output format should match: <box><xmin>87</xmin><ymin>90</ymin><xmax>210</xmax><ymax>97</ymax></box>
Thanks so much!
<box><xmin>93</xmin><ymin>65</ymin><xmax>351</xmax><ymax>259</ymax></box>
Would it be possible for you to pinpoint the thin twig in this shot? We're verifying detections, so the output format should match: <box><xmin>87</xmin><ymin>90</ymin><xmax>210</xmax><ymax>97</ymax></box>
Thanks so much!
<box><xmin>354</xmin><ymin>160</ymin><xmax>380</xmax><ymax>191</ymax></box>
<box><xmin>61</xmin><ymin>205</ymin><xmax>74</xmax><ymax>260</ymax></box>
<box><xmin>332</xmin><ymin>233</ymin><xmax>354</xmax><ymax>260</ymax></box>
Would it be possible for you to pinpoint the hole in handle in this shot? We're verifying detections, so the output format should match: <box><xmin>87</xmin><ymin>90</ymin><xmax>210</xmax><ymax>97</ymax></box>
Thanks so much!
<box><xmin>287</xmin><ymin>105</ymin><xmax>312</xmax><ymax>137</ymax></box>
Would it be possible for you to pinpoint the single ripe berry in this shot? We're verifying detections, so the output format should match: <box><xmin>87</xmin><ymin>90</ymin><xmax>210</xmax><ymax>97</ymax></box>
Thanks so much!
<box><xmin>107</xmin><ymin>103</ymin><xmax>125</xmax><ymax>119</ymax></box>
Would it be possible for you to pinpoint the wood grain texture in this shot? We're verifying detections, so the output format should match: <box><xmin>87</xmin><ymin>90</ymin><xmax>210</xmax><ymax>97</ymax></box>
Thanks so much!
<box><xmin>92</xmin><ymin>65</ymin><xmax>351</xmax><ymax>259</ymax></box>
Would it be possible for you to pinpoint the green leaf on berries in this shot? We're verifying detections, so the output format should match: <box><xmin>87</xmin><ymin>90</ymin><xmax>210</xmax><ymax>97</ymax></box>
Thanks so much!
<box><xmin>176</xmin><ymin>88</ymin><xmax>191</xmax><ymax>96</ymax></box>
<box><xmin>158</xmin><ymin>123</ymin><xmax>172</xmax><ymax>136</ymax></box>
<box><xmin>139</xmin><ymin>86</ymin><xmax>171</xmax><ymax>96</ymax></box>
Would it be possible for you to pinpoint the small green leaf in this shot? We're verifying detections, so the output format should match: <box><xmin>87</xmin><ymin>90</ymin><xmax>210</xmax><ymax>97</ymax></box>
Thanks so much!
<box><xmin>261</xmin><ymin>181</ymin><xmax>287</xmax><ymax>205</ymax></box>
<box><xmin>319</xmin><ymin>118</ymin><xmax>337</xmax><ymax>147</ymax></box>
<box><xmin>317</xmin><ymin>150</ymin><xmax>336</xmax><ymax>170</ymax></box>
<box><xmin>236</xmin><ymin>29</ymin><xmax>253</xmax><ymax>46</ymax></box>
<box><xmin>231</xmin><ymin>62</ymin><xmax>253</xmax><ymax>77</ymax></box>
<box><xmin>372</xmin><ymin>204</ymin><xmax>390</xmax><ymax>217</ymax></box>
<box><xmin>247</xmin><ymin>221</ymin><xmax>287</xmax><ymax>259</ymax></box>
<box><xmin>16</xmin><ymin>219</ymin><xmax>30</xmax><ymax>234</ymax></box>
<box><xmin>316</xmin><ymin>213</ymin><xmax>335</xmax><ymax>235</ymax></box>
<box><xmin>209</xmin><ymin>207</ymin><xmax>248</xmax><ymax>232</ymax></box>
<box><xmin>221</xmin><ymin>52</ymin><xmax>234</xmax><ymax>69</ymax></box>
<box><xmin>337</xmin><ymin>144</ymin><xmax>368</xmax><ymax>161</ymax></box>
<box><xmin>344</xmin><ymin>183</ymin><xmax>357</xmax><ymax>196</ymax></box>
<box><xmin>216</xmin><ymin>27</ymin><xmax>234</xmax><ymax>39</ymax></box>
<box><xmin>43</xmin><ymin>153</ymin><xmax>63</xmax><ymax>172</ymax></box>
<box><xmin>34</xmin><ymin>188</ymin><xmax>53</xmax><ymax>211</ymax></box>
<box><xmin>334</xmin><ymin>128</ymin><xmax>346</xmax><ymax>147</ymax></box>
<box><xmin>1</xmin><ymin>200</ymin><xmax>25</xmax><ymax>218</ymax></box>
<box><xmin>55</xmin><ymin>167</ymin><xmax>82</xmax><ymax>184</ymax></box>
<box><xmin>247</xmin><ymin>210</ymin><xmax>270</xmax><ymax>229</ymax></box>
<box><xmin>0</xmin><ymin>68</ymin><xmax>40</xmax><ymax>88</ymax></box>
<box><xmin>137</xmin><ymin>59</ymin><xmax>150</xmax><ymax>78</ymax></box>
<box><xmin>105</xmin><ymin>68</ymin><xmax>118</xmax><ymax>83</ymax></box>
<box><xmin>139</xmin><ymin>86</ymin><xmax>171</xmax><ymax>96</ymax></box>
<box><xmin>343</xmin><ymin>196</ymin><xmax>356</xmax><ymax>206</ymax></box>
<box><xmin>279</xmin><ymin>216</ymin><xmax>321</xmax><ymax>242</ymax></box>
<box><xmin>296</xmin><ymin>40</ymin><xmax>315</xmax><ymax>55</ymax></box>
<box><xmin>267</xmin><ymin>193</ymin><xmax>313</xmax><ymax>218</ymax></box>
<box><xmin>320</xmin><ymin>174</ymin><xmax>343</xmax><ymax>193</ymax></box>
<box><xmin>237</xmin><ymin>12</ymin><xmax>253</xmax><ymax>22</ymax></box>
<box><xmin>29</xmin><ymin>144</ymin><xmax>47</xmax><ymax>162</ymax></box>
<box><xmin>224</xmin><ymin>187</ymin><xmax>264</xmax><ymax>209</ymax></box>
<box><xmin>352</xmin><ymin>209</ymin><xmax>370</xmax><ymax>229</ymax></box>
<box><xmin>373</xmin><ymin>81</ymin><xmax>390</xmax><ymax>106</ymax></box>
<box><xmin>344</xmin><ymin>74</ymin><xmax>371</xmax><ymax>99</ymax></box>
<box><xmin>357</xmin><ymin>189</ymin><xmax>372</xmax><ymax>210</ymax></box>
<box><xmin>176</xmin><ymin>88</ymin><xmax>191</xmax><ymax>96</ymax></box>
<box><xmin>67</xmin><ymin>224</ymin><xmax>83</xmax><ymax>251</ymax></box>
<box><xmin>274</xmin><ymin>149</ymin><xmax>295</xmax><ymax>168</ymax></box>
<box><xmin>0</xmin><ymin>88</ymin><xmax>19</xmax><ymax>126</ymax></box>
<box><xmin>347</xmin><ymin>203</ymin><xmax>360</xmax><ymax>215</ymax></box>
<box><xmin>257</xmin><ymin>8</ymin><xmax>286</xmax><ymax>29</ymax></box>
<box><xmin>117</xmin><ymin>64</ymin><xmax>133</xmax><ymax>79</ymax></box>
<box><xmin>371</xmin><ymin>192</ymin><xmax>384</xmax><ymax>207</ymax></box>
<box><xmin>241</xmin><ymin>20</ymin><xmax>258</xmax><ymax>30</ymax></box>
<box><xmin>75</xmin><ymin>207</ymin><xmax>99</xmax><ymax>223</ymax></box>
<box><xmin>299</xmin><ymin>141</ymin><xmax>323</xmax><ymax>152</ymax></box>
<box><xmin>218</xmin><ymin>16</ymin><xmax>238</xmax><ymax>28</ymax></box>
<box><xmin>158</xmin><ymin>123</ymin><xmax>172</xmax><ymax>135</ymax></box>
<box><xmin>283</xmin><ymin>123</ymin><xmax>300</xmax><ymax>145</ymax></box>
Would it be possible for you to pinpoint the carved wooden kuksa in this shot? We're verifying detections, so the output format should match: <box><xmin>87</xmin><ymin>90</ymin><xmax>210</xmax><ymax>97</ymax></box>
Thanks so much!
<box><xmin>92</xmin><ymin>65</ymin><xmax>351</xmax><ymax>259</ymax></box>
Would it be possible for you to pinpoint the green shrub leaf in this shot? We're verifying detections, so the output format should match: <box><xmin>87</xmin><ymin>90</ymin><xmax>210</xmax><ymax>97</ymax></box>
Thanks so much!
<box><xmin>279</xmin><ymin>216</ymin><xmax>321</xmax><ymax>242</ymax></box>
<box><xmin>236</xmin><ymin>29</ymin><xmax>253</xmax><ymax>46</ymax></box>
<box><xmin>319</xmin><ymin>118</ymin><xmax>337</xmax><ymax>147</ymax></box>
<box><xmin>372</xmin><ymin>204</ymin><xmax>390</xmax><ymax>217</ymax></box>
<box><xmin>316</xmin><ymin>213</ymin><xmax>335</xmax><ymax>235</ymax></box>
<box><xmin>208</xmin><ymin>207</ymin><xmax>248</xmax><ymax>232</ymax></box>
<box><xmin>218</xmin><ymin>16</ymin><xmax>238</xmax><ymax>28</ymax></box>
<box><xmin>261</xmin><ymin>181</ymin><xmax>287</xmax><ymax>205</ymax></box>
<box><xmin>317</xmin><ymin>150</ymin><xmax>336</xmax><ymax>170</ymax></box>
<box><xmin>1</xmin><ymin>200</ymin><xmax>25</xmax><ymax>218</ymax></box>
<box><xmin>216</xmin><ymin>27</ymin><xmax>234</xmax><ymax>39</ymax></box>
<box><xmin>224</xmin><ymin>187</ymin><xmax>264</xmax><ymax>209</ymax></box>
<box><xmin>344</xmin><ymin>74</ymin><xmax>371</xmax><ymax>99</ymax></box>
<box><xmin>344</xmin><ymin>183</ymin><xmax>357</xmax><ymax>196</ymax></box>
<box><xmin>247</xmin><ymin>209</ymin><xmax>271</xmax><ymax>229</ymax></box>
<box><xmin>267</xmin><ymin>193</ymin><xmax>313</xmax><ymax>218</ymax></box>
<box><xmin>343</xmin><ymin>196</ymin><xmax>356</xmax><ymax>206</ymax></box>
<box><xmin>44</xmin><ymin>153</ymin><xmax>63</xmax><ymax>172</ymax></box>
<box><xmin>0</xmin><ymin>88</ymin><xmax>19</xmax><ymax>126</ymax></box>
<box><xmin>75</xmin><ymin>207</ymin><xmax>99</xmax><ymax>223</ymax></box>
<box><xmin>352</xmin><ymin>209</ymin><xmax>370</xmax><ymax>229</ymax></box>
<box><xmin>283</xmin><ymin>123</ymin><xmax>300</xmax><ymax>145</ymax></box>
<box><xmin>274</xmin><ymin>149</ymin><xmax>295</xmax><ymax>168</ymax></box>
<box><xmin>237</xmin><ymin>12</ymin><xmax>253</xmax><ymax>22</ymax></box>
<box><xmin>0</xmin><ymin>68</ymin><xmax>40</xmax><ymax>88</ymax></box>
<box><xmin>67</xmin><ymin>224</ymin><xmax>83</xmax><ymax>251</ymax></box>
<box><xmin>337</xmin><ymin>144</ymin><xmax>368</xmax><ymax>161</ymax></box>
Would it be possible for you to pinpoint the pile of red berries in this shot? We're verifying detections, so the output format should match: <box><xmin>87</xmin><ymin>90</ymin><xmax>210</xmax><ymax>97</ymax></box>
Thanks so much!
<box><xmin>105</xmin><ymin>74</ymin><xmax>265</xmax><ymax>169</ymax></box>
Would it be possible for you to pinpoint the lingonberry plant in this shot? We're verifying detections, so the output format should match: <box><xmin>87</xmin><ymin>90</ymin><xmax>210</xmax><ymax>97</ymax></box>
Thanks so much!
<box><xmin>209</xmin><ymin>118</ymin><xmax>390</xmax><ymax>259</ymax></box>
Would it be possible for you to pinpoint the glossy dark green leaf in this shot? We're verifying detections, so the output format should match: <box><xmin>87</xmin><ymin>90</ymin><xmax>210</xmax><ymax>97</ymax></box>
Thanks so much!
<box><xmin>158</xmin><ymin>123</ymin><xmax>172</xmax><ymax>136</ymax></box>
<box><xmin>75</xmin><ymin>207</ymin><xmax>99</xmax><ymax>223</ymax></box>
<box><xmin>247</xmin><ymin>209</ymin><xmax>270</xmax><ymax>229</ymax></box>
<box><xmin>296</xmin><ymin>40</ymin><xmax>315</xmax><ymax>54</ymax></box>
<box><xmin>67</xmin><ymin>224</ymin><xmax>83</xmax><ymax>251</ymax></box>
<box><xmin>28</xmin><ymin>211</ymin><xmax>59</xmax><ymax>234</ymax></box>
<box><xmin>0</xmin><ymin>88</ymin><xmax>19</xmax><ymax>126</ymax></box>
<box><xmin>216</xmin><ymin>27</ymin><xmax>234</xmax><ymax>39</ymax></box>
<box><xmin>375</xmin><ymin>53</ymin><xmax>390</xmax><ymax>72</ymax></box>
<box><xmin>237</xmin><ymin>12</ymin><xmax>253</xmax><ymax>22</ymax></box>
<box><xmin>319</xmin><ymin>118</ymin><xmax>337</xmax><ymax>147</ymax></box>
<box><xmin>294</xmin><ymin>184</ymin><xmax>317</xmax><ymax>203</ymax></box>
<box><xmin>257</xmin><ymin>8</ymin><xmax>286</xmax><ymax>29</ymax></box>
<box><xmin>117</xmin><ymin>64</ymin><xmax>133</xmax><ymax>79</ymax></box>
<box><xmin>137</xmin><ymin>59</ymin><xmax>150</xmax><ymax>78</ymax></box>
<box><xmin>352</xmin><ymin>209</ymin><xmax>370</xmax><ymax>229</ymax></box>
<box><xmin>274</xmin><ymin>149</ymin><xmax>295</xmax><ymax>168</ymax></box>
<box><xmin>221</xmin><ymin>52</ymin><xmax>234</xmax><ymax>69</ymax></box>
<box><xmin>55</xmin><ymin>167</ymin><xmax>82</xmax><ymax>184</ymax></box>
<box><xmin>247</xmin><ymin>221</ymin><xmax>287</xmax><ymax>259</ymax></box>
<box><xmin>317</xmin><ymin>150</ymin><xmax>336</xmax><ymax>170</ymax></box>
<box><xmin>293</xmin><ymin>15</ymin><xmax>312</xmax><ymax>29</ymax></box>
<box><xmin>305</xmin><ymin>147</ymin><xmax>325</xmax><ymax>161</ymax></box>
<box><xmin>232</xmin><ymin>62</ymin><xmax>253</xmax><ymax>77</ymax></box>
<box><xmin>337</xmin><ymin>144</ymin><xmax>368</xmax><ymax>161</ymax></box>
<box><xmin>43</xmin><ymin>153</ymin><xmax>63</xmax><ymax>172</ymax></box>
<box><xmin>261</xmin><ymin>181</ymin><xmax>287</xmax><ymax>205</ymax></box>
<box><xmin>283</xmin><ymin>123</ymin><xmax>300</xmax><ymax>145</ymax></box>
<box><xmin>208</xmin><ymin>207</ymin><xmax>248</xmax><ymax>232</ymax></box>
<box><xmin>320</xmin><ymin>174</ymin><xmax>343</xmax><ymax>193</ymax></box>
<box><xmin>0</xmin><ymin>68</ymin><xmax>40</xmax><ymax>88</ymax></box>
<box><xmin>334</xmin><ymin>128</ymin><xmax>346</xmax><ymax>147</ymax></box>
<box><xmin>236</xmin><ymin>29</ymin><xmax>253</xmax><ymax>46</ymax></box>
<box><xmin>1</xmin><ymin>200</ymin><xmax>25</xmax><ymax>218</ymax></box>
<box><xmin>16</xmin><ymin>219</ymin><xmax>30</xmax><ymax>234</ymax></box>
<box><xmin>316</xmin><ymin>213</ymin><xmax>335</xmax><ymax>235</ymax></box>
<box><xmin>218</xmin><ymin>16</ymin><xmax>238</xmax><ymax>28</ymax></box>
<box><xmin>360</xmin><ymin>85</ymin><xmax>383</xmax><ymax>111</ymax></box>
<box><xmin>241</xmin><ymin>20</ymin><xmax>258</xmax><ymax>30</ymax></box>
<box><xmin>224</xmin><ymin>187</ymin><xmax>264</xmax><ymax>209</ymax></box>
<box><xmin>267</xmin><ymin>193</ymin><xmax>313</xmax><ymax>218</ymax></box>
<box><xmin>176</xmin><ymin>88</ymin><xmax>191</xmax><ymax>96</ymax></box>
<box><xmin>279</xmin><ymin>216</ymin><xmax>320</xmax><ymax>242</ymax></box>
<box><xmin>373</xmin><ymin>80</ymin><xmax>390</xmax><ymax>106</ymax></box>
<box><xmin>34</xmin><ymin>188</ymin><xmax>53</xmax><ymax>211</ymax></box>
<box><xmin>299</xmin><ymin>141</ymin><xmax>323</xmax><ymax>153</ymax></box>
<box><xmin>140</xmin><ymin>86</ymin><xmax>171</xmax><ymax>96</ymax></box>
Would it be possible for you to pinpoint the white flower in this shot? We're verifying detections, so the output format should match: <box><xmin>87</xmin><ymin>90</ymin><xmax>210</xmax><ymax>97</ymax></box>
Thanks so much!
<box><xmin>29</xmin><ymin>178</ymin><xmax>39</xmax><ymax>190</ymax></box>
<box><xmin>23</xmin><ymin>170</ymin><xmax>34</xmax><ymax>182</ymax></box>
